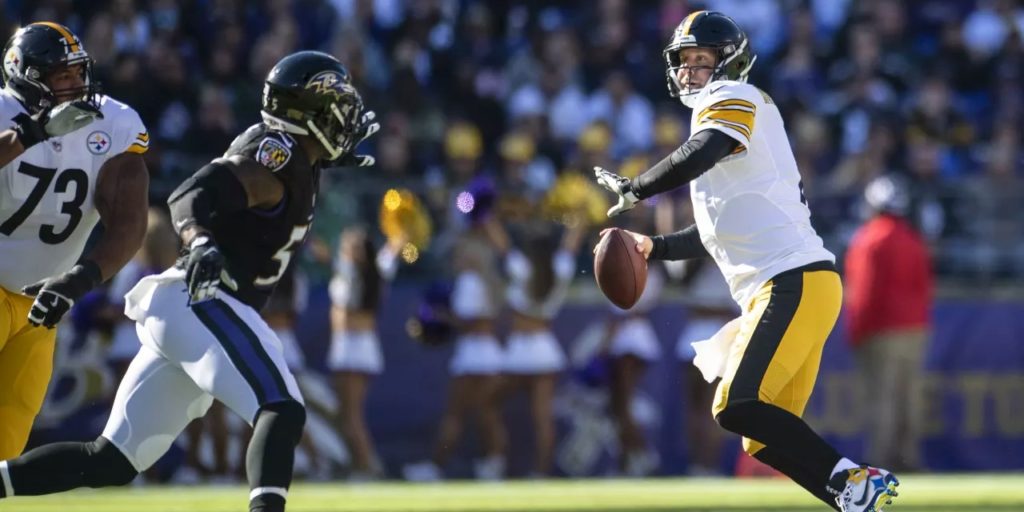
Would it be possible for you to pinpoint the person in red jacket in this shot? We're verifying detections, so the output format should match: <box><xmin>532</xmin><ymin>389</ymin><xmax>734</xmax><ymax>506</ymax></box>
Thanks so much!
<box><xmin>844</xmin><ymin>174</ymin><xmax>933</xmax><ymax>471</ymax></box>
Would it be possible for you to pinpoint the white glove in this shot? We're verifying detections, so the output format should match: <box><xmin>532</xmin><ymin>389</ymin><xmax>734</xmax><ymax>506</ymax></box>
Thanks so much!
<box><xmin>594</xmin><ymin>166</ymin><xmax>639</xmax><ymax>216</ymax></box>
<box><xmin>44</xmin><ymin>100</ymin><xmax>104</xmax><ymax>137</ymax></box>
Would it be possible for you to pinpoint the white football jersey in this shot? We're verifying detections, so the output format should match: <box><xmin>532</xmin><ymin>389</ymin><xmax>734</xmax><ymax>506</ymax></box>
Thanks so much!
<box><xmin>688</xmin><ymin>80</ymin><xmax>834</xmax><ymax>308</ymax></box>
<box><xmin>0</xmin><ymin>89</ymin><xmax>148</xmax><ymax>292</ymax></box>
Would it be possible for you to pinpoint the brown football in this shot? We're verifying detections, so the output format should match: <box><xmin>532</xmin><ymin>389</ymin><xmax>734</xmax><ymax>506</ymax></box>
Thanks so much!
<box><xmin>594</xmin><ymin>228</ymin><xmax>648</xmax><ymax>309</ymax></box>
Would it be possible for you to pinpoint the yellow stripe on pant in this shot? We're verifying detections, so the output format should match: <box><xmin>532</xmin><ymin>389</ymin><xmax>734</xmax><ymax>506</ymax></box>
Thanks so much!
<box><xmin>712</xmin><ymin>262</ymin><xmax>842</xmax><ymax>456</ymax></box>
<box><xmin>0</xmin><ymin>286</ymin><xmax>57</xmax><ymax>458</ymax></box>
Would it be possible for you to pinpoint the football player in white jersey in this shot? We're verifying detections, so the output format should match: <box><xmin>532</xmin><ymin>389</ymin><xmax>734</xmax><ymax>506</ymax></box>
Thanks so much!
<box><xmin>0</xmin><ymin>22</ymin><xmax>148</xmax><ymax>458</ymax></box>
<box><xmin>594</xmin><ymin>11</ymin><xmax>899</xmax><ymax>512</ymax></box>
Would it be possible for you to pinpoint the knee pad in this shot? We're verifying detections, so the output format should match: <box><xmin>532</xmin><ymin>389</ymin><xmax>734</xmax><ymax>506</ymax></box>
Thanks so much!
<box><xmin>85</xmin><ymin>437</ymin><xmax>138</xmax><ymax>487</ymax></box>
<box><xmin>257</xmin><ymin>400</ymin><xmax>306</xmax><ymax>446</ymax></box>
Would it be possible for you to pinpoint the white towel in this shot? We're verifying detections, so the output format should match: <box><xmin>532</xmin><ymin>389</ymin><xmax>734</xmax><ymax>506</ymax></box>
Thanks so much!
<box><xmin>690</xmin><ymin>317</ymin><xmax>742</xmax><ymax>383</ymax></box>
<box><xmin>123</xmin><ymin>267</ymin><xmax>185</xmax><ymax>322</ymax></box>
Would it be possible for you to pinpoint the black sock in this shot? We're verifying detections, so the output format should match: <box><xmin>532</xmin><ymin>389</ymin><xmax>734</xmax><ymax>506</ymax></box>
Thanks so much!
<box><xmin>754</xmin><ymin>445</ymin><xmax>840</xmax><ymax>510</ymax></box>
<box><xmin>247</xmin><ymin>401</ymin><xmax>305</xmax><ymax>512</ymax></box>
<box><xmin>716</xmin><ymin>400</ymin><xmax>842</xmax><ymax>478</ymax></box>
<box><xmin>1</xmin><ymin>438</ymin><xmax>136</xmax><ymax>497</ymax></box>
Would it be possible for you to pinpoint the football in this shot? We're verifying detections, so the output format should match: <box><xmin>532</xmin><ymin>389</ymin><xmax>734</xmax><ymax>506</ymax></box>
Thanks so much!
<box><xmin>594</xmin><ymin>228</ymin><xmax>648</xmax><ymax>309</ymax></box>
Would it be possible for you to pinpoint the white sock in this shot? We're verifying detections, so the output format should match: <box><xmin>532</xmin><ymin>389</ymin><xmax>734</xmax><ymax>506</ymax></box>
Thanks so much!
<box><xmin>0</xmin><ymin>460</ymin><xmax>14</xmax><ymax>498</ymax></box>
<box><xmin>830</xmin><ymin>457</ymin><xmax>859</xmax><ymax>478</ymax></box>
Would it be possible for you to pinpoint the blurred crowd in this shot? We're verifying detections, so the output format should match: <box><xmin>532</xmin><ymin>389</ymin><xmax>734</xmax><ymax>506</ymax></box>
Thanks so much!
<box><xmin>5</xmin><ymin>0</ymin><xmax>1023</xmax><ymax>282</ymax></box>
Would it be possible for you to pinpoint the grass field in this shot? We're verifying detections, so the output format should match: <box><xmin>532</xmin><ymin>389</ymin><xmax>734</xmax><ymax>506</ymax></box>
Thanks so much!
<box><xmin>3</xmin><ymin>474</ymin><xmax>1024</xmax><ymax>512</ymax></box>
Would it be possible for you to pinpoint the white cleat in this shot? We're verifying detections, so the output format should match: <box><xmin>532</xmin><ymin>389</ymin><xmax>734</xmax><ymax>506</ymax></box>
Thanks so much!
<box><xmin>831</xmin><ymin>465</ymin><xmax>900</xmax><ymax>512</ymax></box>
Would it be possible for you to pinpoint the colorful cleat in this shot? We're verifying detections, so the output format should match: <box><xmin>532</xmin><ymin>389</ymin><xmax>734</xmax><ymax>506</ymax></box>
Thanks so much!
<box><xmin>830</xmin><ymin>465</ymin><xmax>900</xmax><ymax>512</ymax></box>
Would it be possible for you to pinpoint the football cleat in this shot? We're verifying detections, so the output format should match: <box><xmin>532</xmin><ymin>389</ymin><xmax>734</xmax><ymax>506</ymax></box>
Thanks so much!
<box><xmin>830</xmin><ymin>465</ymin><xmax>900</xmax><ymax>512</ymax></box>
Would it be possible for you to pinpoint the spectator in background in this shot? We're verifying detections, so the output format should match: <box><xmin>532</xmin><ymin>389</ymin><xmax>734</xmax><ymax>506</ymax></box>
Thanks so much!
<box><xmin>844</xmin><ymin>174</ymin><xmax>933</xmax><ymax>472</ymax></box>
<box><xmin>586</xmin><ymin>70</ymin><xmax>653</xmax><ymax>159</ymax></box>
<box><xmin>495</xmin><ymin>131</ymin><xmax>555</xmax><ymax>225</ymax></box>
<box><xmin>328</xmin><ymin>228</ymin><xmax>401</xmax><ymax>480</ymax></box>
<box><xmin>599</xmin><ymin>216</ymin><xmax>665</xmax><ymax>477</ymax></box>
<box><xmin>656</xmin><ymin>199</ymin><xmax>736</xmax><ymax>477</ymax></box>
<box><xmin>404</xmin><ymin>226</ymin><xmax>507</xmax><ymax>482</ymax></box>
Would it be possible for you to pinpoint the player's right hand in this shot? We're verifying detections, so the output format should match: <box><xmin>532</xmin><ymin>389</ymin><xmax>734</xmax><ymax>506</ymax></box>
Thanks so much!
<box><xmin>595</xmin><ymin>228</ymin><xmax>653</xmax><ymax>260</ymax></box>
<box><xmin>184</xmin><ymin>235</ymin><xmax>236</xmax><ymax>304</ymax></box>
<box><xmin>12</xmin><ymin>100</ymin><xmax>103</xmax><ymax>149</ymax></box>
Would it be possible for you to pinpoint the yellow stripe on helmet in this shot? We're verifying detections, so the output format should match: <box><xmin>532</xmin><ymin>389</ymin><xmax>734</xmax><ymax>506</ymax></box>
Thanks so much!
<box><xmin>680</xmin><ymin>10</ymin><xmax>706</xmax><ymax>36</ymax></box>
<box><xmin>31</xmin><ymin>21</ymin><xmax>80</xmax><ymax>53</ymax></box>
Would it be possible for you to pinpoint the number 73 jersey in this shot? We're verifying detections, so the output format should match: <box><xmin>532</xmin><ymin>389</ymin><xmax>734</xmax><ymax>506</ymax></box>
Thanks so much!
<box><xmin>0</xmin><ymin>90</ymin><xmax>148</xmax><ymax>293</ymax></box>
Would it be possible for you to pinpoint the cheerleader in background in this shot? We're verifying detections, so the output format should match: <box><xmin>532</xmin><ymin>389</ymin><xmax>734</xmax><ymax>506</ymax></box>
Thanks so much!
<box><xmin>404</xmin><ymin>230</ymin><xmax>507</xmax><ymax>481</ymax></box>
<box><xmin>604</xmin><ymin>254</ymin><xmax>665</xmax><ymax>477</ymax></box>
<box><xmin>487</xmin><ymin>218</ymin><xmax>585</xmax><ymax>477</ymax></box>
<box><xmin>327</xmin><ymin>227</ymin><xmax>401</xmax><ymax>480</ymax></box>
<box><xmin>670</xmin><ymin>258</ymin><xmax>736</xmax><ymax>475</ymax></box>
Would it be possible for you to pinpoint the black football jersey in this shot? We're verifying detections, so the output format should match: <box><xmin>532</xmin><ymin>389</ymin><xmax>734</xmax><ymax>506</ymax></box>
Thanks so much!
<box><xmin>207</xmin><ymin>123</ymin><xmax>320</xmax><ymax>310</ymax></box>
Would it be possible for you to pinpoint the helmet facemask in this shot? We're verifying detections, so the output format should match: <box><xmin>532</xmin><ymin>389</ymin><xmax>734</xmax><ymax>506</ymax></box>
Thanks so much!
<box><xmin>306</xmin><ymin>93</ymin><xmax>363</xmax><ymax>160</ymax></box>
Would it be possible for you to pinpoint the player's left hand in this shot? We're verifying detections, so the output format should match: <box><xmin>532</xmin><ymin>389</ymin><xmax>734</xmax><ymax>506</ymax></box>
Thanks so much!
<box><xmin>594</xmin><ymin>166</ymin><xmax>639</xmax><ymax>217</ymax></box>
<box><xmin>21</xmin><ymin>262</ymin><xmax>102</xmax><ymax>329</ymax></box>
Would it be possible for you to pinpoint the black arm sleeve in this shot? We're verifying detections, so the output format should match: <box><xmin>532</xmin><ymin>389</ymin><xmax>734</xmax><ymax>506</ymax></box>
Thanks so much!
<box><xmin>648</xmin><ymin>224</ymin><xmax>709</xmax><ymax>261</ymax></box>
<box><xmin>167</xmin><ymin>161</ymin><xmax>249</xmax><ymax>236</ymax></box>
<box><xmin>630</xmin><ymin>130</ymin><xmax>740</xmax><ymax>200</ymax></box>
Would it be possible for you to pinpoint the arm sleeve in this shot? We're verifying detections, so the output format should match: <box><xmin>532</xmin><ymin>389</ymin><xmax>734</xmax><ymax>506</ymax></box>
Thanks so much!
<box><xmin>629</xmin><ymin>130</ymin><xmax>739</xmax><ymax>200</ymax></box>
<box><xmin>648</xmin><ymin>224</ymin><xmax>709</xmax><ymax>261</ymax></box>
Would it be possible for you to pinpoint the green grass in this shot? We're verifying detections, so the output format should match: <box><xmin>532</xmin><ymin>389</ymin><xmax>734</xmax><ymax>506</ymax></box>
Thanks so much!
<box><xmin>3</xmin><ymin>474</ymin><xmax>1024</xmax><ymax>512</ymax></box>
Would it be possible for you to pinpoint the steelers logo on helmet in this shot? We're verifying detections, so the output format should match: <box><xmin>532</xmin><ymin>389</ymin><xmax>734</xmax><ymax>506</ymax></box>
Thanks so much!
<box><xmin>3</xmin><ymin>46</ymin><xmax>23</xmax><ymax>79</ymax></box>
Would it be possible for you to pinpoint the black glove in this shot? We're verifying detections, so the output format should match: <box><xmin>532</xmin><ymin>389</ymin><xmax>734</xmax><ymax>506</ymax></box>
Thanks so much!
<box><xmin>21</xmin><ymin>261</ymin><xmax>102</xmax><ymax>328</ymax></box>
<box><xmin>12</xmin><ymin>100</ymin><xmax>104</xmax><ymax>149</ymax></box>
<box><xmin>184</xmin><ymin>235</ymin><xmax>237</xmax><ymax>304</ymax></box>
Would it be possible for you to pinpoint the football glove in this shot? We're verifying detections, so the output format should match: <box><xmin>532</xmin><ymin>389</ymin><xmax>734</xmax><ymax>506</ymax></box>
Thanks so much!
<box><xmin>12</xmin><ymin>100</ymin><xmax>104</xmax><ymax>149</ymax></box>
<box><xmin>22</xmin><ymin>261</ymin><xmax>102</xmax><ymax>329</ymax></box>
<box><xmin>594</xmin><ymin>166</ymin><xmax>640</xmax><ymax>217</ymax></box>
<box><xmin>334</xmin><ymin>110</ymin><xmax>380</xmax><ymax>167</ymax></box>
<box><xmin>184</xmin><ymin>235</ymin><xmax>238</xmax><ymax>304</ymax></box>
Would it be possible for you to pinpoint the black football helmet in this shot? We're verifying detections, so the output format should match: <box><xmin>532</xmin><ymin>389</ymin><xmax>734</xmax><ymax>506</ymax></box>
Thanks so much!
<box><xmin>664</xmin><ymin>11</ymin><xmax>756</xmax><ymax>107</ymax></box>
<box><xmin>261</xmin><ymin>51</ymin><xmax>365</xmax><ymax>160</ymax></box>
<box><xmin>2</xmin><ymin>22</ymin><xmax>99</xmax><ymax>113</ymax></box>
